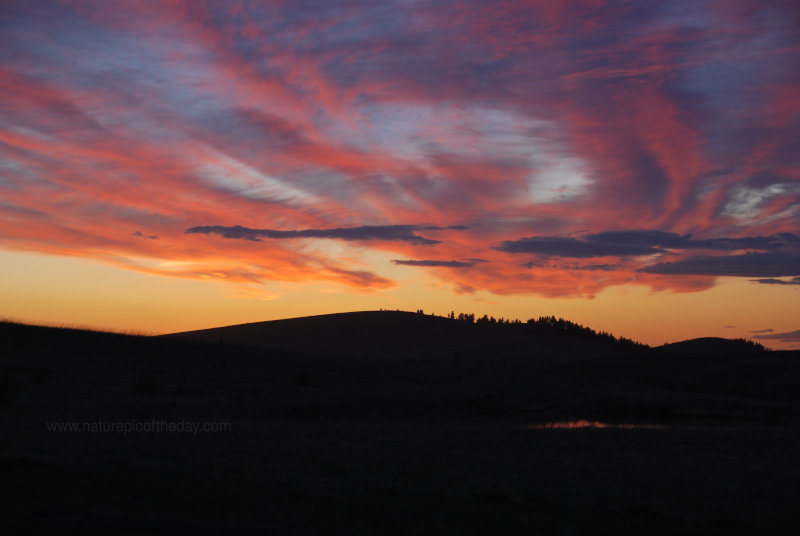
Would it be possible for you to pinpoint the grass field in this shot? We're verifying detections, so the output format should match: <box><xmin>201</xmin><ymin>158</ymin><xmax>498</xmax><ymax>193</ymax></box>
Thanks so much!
<box><xmin>2</xmin><ymin>313</ymin><xmax>799</xmax><ymax>534</ymax></box>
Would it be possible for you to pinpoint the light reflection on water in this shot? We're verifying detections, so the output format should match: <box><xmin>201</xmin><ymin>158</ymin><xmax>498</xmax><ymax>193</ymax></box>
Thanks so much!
<box><xmin>528</xmin><ymin>420</ymin><xmax>665</xmax><ymax>430</ymax></box>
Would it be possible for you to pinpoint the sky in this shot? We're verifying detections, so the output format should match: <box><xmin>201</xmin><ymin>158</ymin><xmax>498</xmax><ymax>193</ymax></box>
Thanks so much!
<box><xmin>1</xmin><ymin>0</ymin><xmax>798</xmax><ymax>348</ymax></box>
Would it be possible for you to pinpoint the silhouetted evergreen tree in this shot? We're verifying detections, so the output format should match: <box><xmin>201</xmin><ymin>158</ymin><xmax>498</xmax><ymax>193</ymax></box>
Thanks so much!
<box><xmin>404</xmin><ymin>307</ymin><xmax>649</xmax><ymax>349</ymax></box>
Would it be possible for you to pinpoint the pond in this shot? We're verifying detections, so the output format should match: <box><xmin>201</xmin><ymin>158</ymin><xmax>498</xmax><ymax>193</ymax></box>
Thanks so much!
<box><xmin>527</xmin><ymin>420</ymin><xmax>665</xmax><ymax>430</ymax></box>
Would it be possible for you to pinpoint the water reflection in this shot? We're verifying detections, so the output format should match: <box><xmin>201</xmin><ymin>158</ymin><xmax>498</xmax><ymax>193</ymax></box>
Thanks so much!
<box><xmin>528</xmin><ymin>420</ymin><xmax>665</xmax><ymax>430</ymax></box>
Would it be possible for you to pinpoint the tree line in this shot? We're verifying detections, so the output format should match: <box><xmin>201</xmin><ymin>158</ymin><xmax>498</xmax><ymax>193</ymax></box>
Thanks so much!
<box><xmin>407</xmin><ymin>309</ymin><xmax>649</xmax><ymax>349</ymax></box>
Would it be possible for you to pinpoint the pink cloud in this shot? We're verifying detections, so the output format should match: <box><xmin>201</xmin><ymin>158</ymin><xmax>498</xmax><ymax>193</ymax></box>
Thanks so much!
<box><xmin>0</xmin><ymin>0</ymin><xmax>797</xmax><ymax>298</ymax></box>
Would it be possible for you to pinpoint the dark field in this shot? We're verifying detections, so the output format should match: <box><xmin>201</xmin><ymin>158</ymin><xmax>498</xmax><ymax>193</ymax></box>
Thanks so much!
<box><xmin>2</xmin><ymin>312</ymin><xmax>799</xmax><ymax>534</ymax></box>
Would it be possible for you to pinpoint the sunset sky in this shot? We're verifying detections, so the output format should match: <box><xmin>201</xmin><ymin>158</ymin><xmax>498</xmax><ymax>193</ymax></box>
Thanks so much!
<box><xmin>1</xmin><ymin>0</ymin><xmax>798</xmax><ymax>348</ymax></box>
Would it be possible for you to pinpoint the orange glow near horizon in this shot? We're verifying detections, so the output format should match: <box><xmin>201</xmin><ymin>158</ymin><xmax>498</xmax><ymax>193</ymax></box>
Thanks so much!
<box><xmin>2</xmin><ymin>250</ymin><xmax>797</xmax><ymax>350</ymax></box>
<box><xmin>1</xmin><ymin>1</ymin><xmax>798</xmax><ymax>350</ymax></box>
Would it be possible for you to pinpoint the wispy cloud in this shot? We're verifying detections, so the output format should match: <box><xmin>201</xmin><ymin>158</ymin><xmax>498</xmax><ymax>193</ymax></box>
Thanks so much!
<box><xmin>749</xmin><ymin>277</ymin><xmax>800</xmax><ymax>286</ymax></box>
<box><xmin>496</xmin><ymin>231</ymin><xmax>800</xmax><ymax>279</ymax></box>
<box><xmin>392</xmin><ymin>259</ymin><xmax>488</xmax><ymax>268</ymax></box>
<box><xmin>494</xmin><ymin>235</ymin><xmax>662</xmax><ymax>257</ymax></box>
<box><xmin>496</xmin><ymin>231</ymin><xmax>799</xmax><ymax>258</ymax></box>
<box><xmin>0</xmin><ymin>0</ymin><xmax>797</xmax><ymax>300</ymax></box>
<box><xmin>186</xmin><ymin>224</ymin><xmax>466</xmax><ymax>245</ymax></box>
<box><xmin>131</xmin><ymin>231</ymin><xmax>158</xmax><ymax>240</ymax></box>
<box><xmin>754</xmin><ymin>330</ymin><xmax>800</xmax><ymax>342</ymax></box>
<box><xmin>641</xmin><ymin>252</ymin><xmax>800</xmax><ymax>277</ymax></box>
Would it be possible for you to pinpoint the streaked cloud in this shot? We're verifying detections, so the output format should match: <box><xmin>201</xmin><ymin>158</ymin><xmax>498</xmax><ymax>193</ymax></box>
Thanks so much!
<box><xmin>749</xmin><ymin>277</ymin><xmax>800</xmax><ymax>286</ymax></box>
<box><xmin>392</xmin><ymin>259</ymin><xmax>488</xmax><ymax>268</ymax></box>
<box><xmin>132</xmin><ymin>231</ymin><xmax>158</xmax><ymax>240</ymax></box>
<box><xmin>641</xmin><ymin>252</ymin><xmax>800</xmax><ymax>277</ymax></box>
<box><xmin>496</xmin><ymin>231</ymin><xmax>799</xmax><ymax>259</ymax></box>
<box><xmin>494</xmin><ymin>235</ymin><xmax>663</xmax><ymax>257</ymax></box>
<box><xmin>186</xmin><ymin>224</ymin><xmax>466</xmax><ymax>245</ymax></box>
<box><xmin>0</xmin><ymin>0</ymin><xmax>797</xmax><ymax>300</ymax></box>
<box><xmin>754</xmin><ymin>330</ymin><xmax>800</xmax><ymax>343</ymax></box>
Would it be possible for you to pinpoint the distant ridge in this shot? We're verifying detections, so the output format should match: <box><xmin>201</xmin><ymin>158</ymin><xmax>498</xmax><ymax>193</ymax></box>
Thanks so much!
<box><xmin>657</xmin><ymin>337</ymin><xmax>767</xmax><ymax>354</ymax></box>
<box><xmin>162</xmin><ymin>309</ymin><xmax>647</xmax><ymax>359</ymax></box>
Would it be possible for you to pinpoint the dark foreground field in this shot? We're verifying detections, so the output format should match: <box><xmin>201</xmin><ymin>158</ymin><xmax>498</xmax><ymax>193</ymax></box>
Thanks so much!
<box><xmin>2</xmin><ymin>312</ymin><xmax>799</xmax><ymax>534</ymax></box>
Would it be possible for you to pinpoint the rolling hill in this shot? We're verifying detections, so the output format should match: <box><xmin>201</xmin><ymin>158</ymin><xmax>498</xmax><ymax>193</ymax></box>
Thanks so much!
<box><xmin>2</xmin><ymin>313</ymin><xmax>799</xmax><ymax>534</ymax></box>
<box><xmin>657</xmin><ymin>337</ymin><xmax>767</xmax><ymax>354</ymax></box>
<box><xmin>162</xmin><ymin>309</ymin><xmax>647</xmax><ymax>360</ymax></box>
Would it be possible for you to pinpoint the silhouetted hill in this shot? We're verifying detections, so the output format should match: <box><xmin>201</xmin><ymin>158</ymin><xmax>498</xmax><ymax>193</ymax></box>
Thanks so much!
<box><xmin>3</xmin><ymin>317</ymin><xmax>800</xmax><ymax>533</ymax></box>
<box><xmin>657</xmin><ymin>337</ymin><xmax>767</xmax><ymax>355</ymax></box>
<box><xmin>163</xmin><ymin>310</ymin><xmax>646</xmax><ymax>360</ymax></box>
